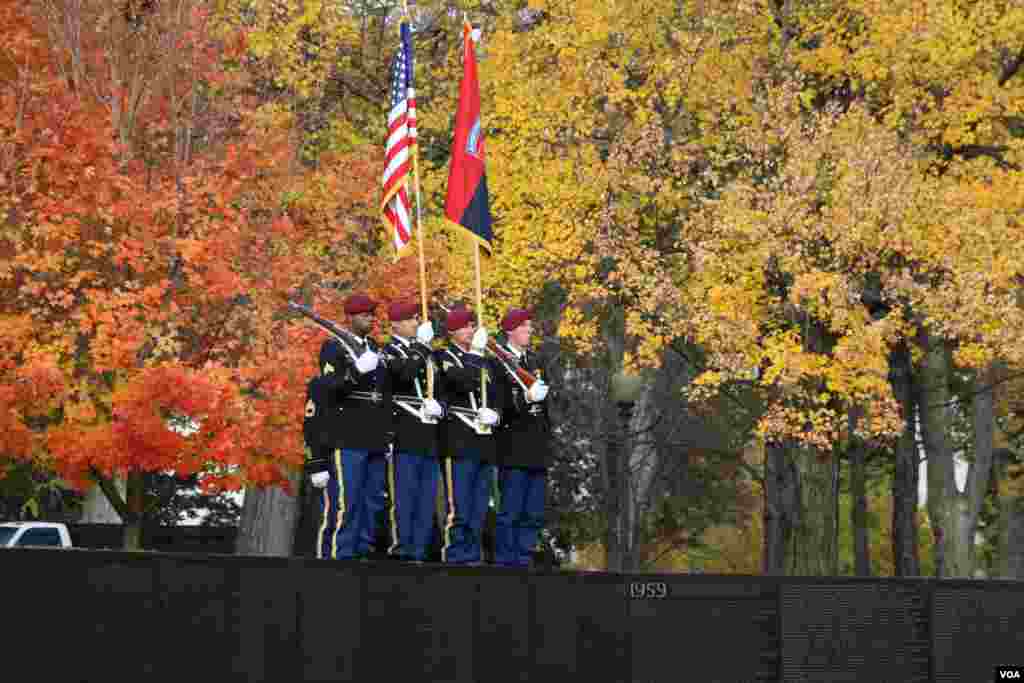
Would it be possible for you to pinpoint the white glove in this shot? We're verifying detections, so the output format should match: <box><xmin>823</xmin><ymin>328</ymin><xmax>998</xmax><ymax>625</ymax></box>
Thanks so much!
<box><xmin>310</xmin><ymin>471</ymin><xmax>329</xmax><ymax>488</ymax></box>
<box><xmin>355</xmin><ymin>350</ymin><xmax>379</xmax><ymax>374</ymax></box>
<box><xmin>416</xmin><ymin>321</ymin><xmax>434</xmax><ymax>345</ymax></box>
<box><xmin>471</xmin><ymin>326</ymin><xmax>488</xmax><ymax>353</ymax></box>
<box><xmin>423</xmin><ymin>398</ymin><xmax>443</xmax><ymax>417</ymax></box>
<box><xmin>527</xmin><ymin>381</ymin><xmax>549</xmax><ymax>403</ymax></box>
<box><xmin>477</xmin><ymin>407</ymin><xmax>499</xmax><ymax>426</ymax></box>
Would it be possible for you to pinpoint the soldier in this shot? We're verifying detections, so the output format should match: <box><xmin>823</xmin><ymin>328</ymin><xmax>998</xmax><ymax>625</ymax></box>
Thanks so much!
<box><xmin>307</xmin><ymin>293</ymin><xmax>393</xmax><ymax>561</ymax></box>
<box><xmin>303</xmin><ymin>373</ymin><xmax>334</xmax><ymax>558</ymax></box>
<box><xmin>492</xmin><ymin>307</ymin><xmax>552</xmax><ymax>568</ymax></box>
<box><xmin>382</xmin><ymin>300</ymin><xmax>444</xmax><ymax>563</ymax></box>
<box><xmin>435</xmin><ymin>306</ymin><xmax>503</xmax><ymax>565</ymax></box>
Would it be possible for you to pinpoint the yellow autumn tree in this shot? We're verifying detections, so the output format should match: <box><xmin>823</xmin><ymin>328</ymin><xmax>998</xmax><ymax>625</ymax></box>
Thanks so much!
<box><xmin>443</xmin><ymin>0</ymin><xmax>1024</xmax><ymax>577</ymax></box>
<box><xmin>784</xmin><ymin>0</ymin><xmax>1024</xmax><ymax>578</ymax></box>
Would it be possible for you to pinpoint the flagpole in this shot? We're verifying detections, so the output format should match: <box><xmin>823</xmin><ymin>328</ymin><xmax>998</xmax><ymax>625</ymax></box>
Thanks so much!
<box><xmin>403</xmin><ymin>0</ymin><xmax>434</xmax><ymax>398</ymax></box>
<box><xmin>474</xmin><ymin>237</ymin><xmax>487</xmax><ymax>410</ymax></box>
<box><xmin>414</xmin><ymin>138</ymin><xmax>434</xmax><ymax>401</ymax></box>
<box><xmin>463</xmin><ymin>16</ymin><xmax>488</xmax><ymax>411</ymax></box>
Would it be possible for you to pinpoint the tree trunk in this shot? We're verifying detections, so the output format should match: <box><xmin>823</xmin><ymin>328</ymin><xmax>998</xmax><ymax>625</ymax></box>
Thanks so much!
<box><xmin>991</xmin><ymin>448</ymin><xmax>1024</xmax><ymax>579</ymax></box>
<box><xmin>122</xmin><ymin>471</ymin><xmax>145</xmax><ymax>551</ymax></box>
<box><xmin>785</xmin><ymin>444</ymin><xmax>837</xmax><ymax>575</ymax></box>
<box><xmin>123</xmin><ymin>520</ymin><xmax>143</xmax><ymax>551</ymax></box>
<box><xmin>890</xmin><ymin>342</ymin><xmax>920</xmax><ymax>576</ymax></box>
<box><xmin>850</xmin><ymin>436</ymin><xmax>871</xmax><ymax>576</ymax></box>
<box><xmin>601</xmin><ymin>304</ymin><xmax>626</xmax><ymax>572</ymax></box>
<box><xmin>627</xmin><ymin>381</ymin><xmax>657</xmax><ymax>570</ymax></box>
<box><xmin>85</xmin><ymin>468</ymin><xmax>142</xmax><ymax>550</ymax></box>
<box><xmin>79</xmin><ymin>478</ymin><xmax>124</xmax><ymax>524</ymax></box>
<box><xmin>999</xmin><ymin>497</ymin><xmax>1024</xmax><ymax>579</ymax></box>
<box><xmin>235</xmin><ymin>473</ymin><xmax>302</xmax><ymax>556</ymax></box>
<box><xmin>916</xmin><ymin>329</ymin><xmax>969</xmax><ymax>577</ymax></box>
<box><xmin>603</xmin><ymin>400</ymin><xmax>636</xmax><ymax>572</ymax></box>
<box><xmin>619</xmin><ymin>401</ymin><xmax>639</xmax><ymax>572</ymax></box>
<box><xmin>770</xmin><ymin>317</ymin><xmax>838</xmax><ymax>576</ymax></box>
<box><xmin>604</xmin><ymin>423</ymin><xmax>623</xmax><ymax>572</ymax></box>
<box><xmin>762</xmin><ymin>441</ymin><xmax>792</xmax><ymax>575</ymax></box>
<box><xmin>964</xmin><ymin>365</ymin><xmax>998</xmax><ymax>573</ymax></box>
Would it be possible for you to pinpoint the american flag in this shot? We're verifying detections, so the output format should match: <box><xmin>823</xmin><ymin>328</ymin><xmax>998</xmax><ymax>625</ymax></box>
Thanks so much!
<box><xmin>382</xmin><ymin>21</ymin><xmax>416</xmax><ymax>255</ymax></box>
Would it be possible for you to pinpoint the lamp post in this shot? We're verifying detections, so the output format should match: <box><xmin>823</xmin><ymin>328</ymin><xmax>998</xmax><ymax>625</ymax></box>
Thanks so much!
<box><xmin>607</xmin><ymin>371</ymin><xmax>644</xmax><ymax>572</ymax></box>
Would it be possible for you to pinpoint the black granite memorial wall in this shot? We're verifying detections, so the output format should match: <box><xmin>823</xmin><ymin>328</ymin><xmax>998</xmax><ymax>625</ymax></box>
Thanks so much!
<box><xmin>1</xmin><ymin>547</ymin><xmax>1021</xmax><ymax>682</ymax></box>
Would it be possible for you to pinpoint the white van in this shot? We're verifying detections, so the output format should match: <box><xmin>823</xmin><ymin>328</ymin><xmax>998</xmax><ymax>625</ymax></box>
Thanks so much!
<box><xmin>0</xmin><ymin>522</ymin><xmax>73</xmax><ymax>548</ymax></box>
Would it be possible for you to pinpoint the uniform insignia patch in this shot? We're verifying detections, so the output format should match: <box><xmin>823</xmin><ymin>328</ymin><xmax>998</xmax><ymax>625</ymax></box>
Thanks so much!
<box><xmin>323</xmin><ymin>362</ymin><xmax>335</xmax><ymax>375</ymax></box>
<box><xmin>305</xmin><ymin>399</ymin><xmax>316</xmax><ymax>417</ymax></box>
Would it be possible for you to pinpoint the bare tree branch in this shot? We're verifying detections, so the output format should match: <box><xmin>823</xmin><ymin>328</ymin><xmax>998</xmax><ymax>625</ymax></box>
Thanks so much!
<box><xmin>999</xmin><ymin>45</ymin><xmax>1024</xmax><ymax>86</ymax></box>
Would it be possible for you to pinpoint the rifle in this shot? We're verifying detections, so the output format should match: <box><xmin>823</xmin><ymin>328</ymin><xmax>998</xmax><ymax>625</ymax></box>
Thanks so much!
<box><xmin>436</xmin><ymin>303</ymin><xmax>540</xmax><ymax>391</ymax></box>
<box><xmin>486</xmin><ymin>339</ymin><xmax>539</xmax><ymax>390</ymax></box>
<box><xmin>288</xmin><ymin>302</ymin><xmax>364</xmax><ymax>362</ymax></box>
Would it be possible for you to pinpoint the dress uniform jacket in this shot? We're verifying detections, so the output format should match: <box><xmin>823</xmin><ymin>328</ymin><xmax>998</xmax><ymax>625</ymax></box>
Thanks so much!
<box><xmin>303</xmin><ymin>374</ymin><xmax>335</xmax><ymax>475</ymax></box>
<box><xmin>382</xmin><ymin>335</ymin><xmax>440</xmax><ymax>458</ymax></box>
<box><xmin>317</xmin><ymin>334</ymin><xmax>394</xmax><ymax>453</ymax></box>
<box><xmin>493</xmin><ymin>340</ymin><xmax>553</xmax><ymax>470</ymax></box>
<box><xmin>434</xmin><ymin>343</ymin><xmax>504</xmax><ymax>463</ymax></box>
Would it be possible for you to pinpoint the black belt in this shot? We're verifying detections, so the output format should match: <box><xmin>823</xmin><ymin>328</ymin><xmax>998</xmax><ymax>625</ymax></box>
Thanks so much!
<box><xmin>345</xmin><ymin>391</ymin><xmax>384</xmax><ymax>403</ymax></box>
<box><xmin>393</xmin><ymin>394</ymin><xmax>439</xmax><ymax>424</ymax></box>
<box><xmin>446</xmin><ymin>405</ymin><xmax>493</xmax><ymax>435</ymax></box>
<box><xmin>447</xmin><ymin>406</ymin><xmax>478</xmax><ymax>417</ymax></box>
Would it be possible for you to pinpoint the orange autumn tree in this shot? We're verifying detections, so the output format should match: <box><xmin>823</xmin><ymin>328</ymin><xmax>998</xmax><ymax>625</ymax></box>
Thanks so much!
<box><xmin>0</xmin><ymin>1</ymin><xmax>71</xmax><ymax>505</ymax></box>
<box><xmin>0</xmin><ymin>0</ymin><xmax>381</xmax><ymax>548</ymax></box>
<box><xmin>0</xmin><ymin>1</ymin><xmax>250</xmax><ymax>547</ymax></box>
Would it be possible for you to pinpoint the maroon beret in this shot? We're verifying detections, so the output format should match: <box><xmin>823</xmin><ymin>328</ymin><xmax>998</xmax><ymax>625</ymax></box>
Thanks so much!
<box><xmin>501</xmin><ymin>307</ymin><xmax>533</xmax><ymax>332</ymax></box>
<box><xmin>388</xmin><ymin>300</ymin><xmax>418</xmax><ymax>322</ymax></box>
<box><xmin>446</xmin><ymin>307</ymin><xmax>474</xmax><ymax>332</ymax></box>
<box><xmin>343</xmin><ymin>293</ymin><xmax>378</xmax><ymax>315</ymax></box>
